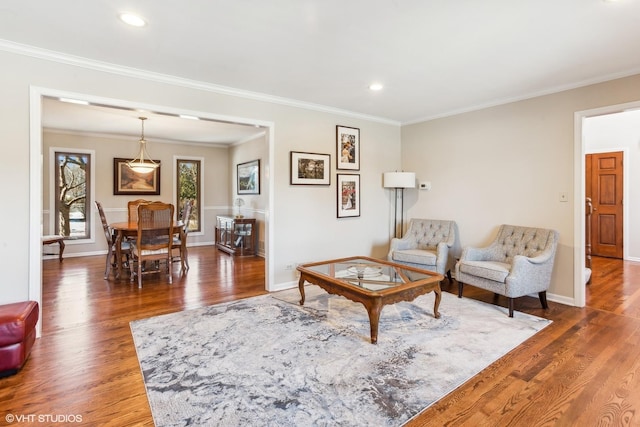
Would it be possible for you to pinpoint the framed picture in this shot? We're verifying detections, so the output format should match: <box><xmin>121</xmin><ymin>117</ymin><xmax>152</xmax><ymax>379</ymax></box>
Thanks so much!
<box><xmin>113</xmin><ymin>158</ymin><xmax>161</xmax><ymax>195</ymax></box>
<box><xmin>337</xmin><ymin>174</ymin><xmax>360</xmax><ymax>218</ymax></box>
<box><xmin>290</xmin><ymin>151</ymin><xmax>331</xmax><ymax>185</ymax></box>
<box><xmin>237</xmin><ymin>159</ymin><xmax>260</xmax><ymax>194</ymax></box>
<box><xmin>336</xmin><ymin>125</ymin><xmax>360</xmax><ymax>170</ymax></box>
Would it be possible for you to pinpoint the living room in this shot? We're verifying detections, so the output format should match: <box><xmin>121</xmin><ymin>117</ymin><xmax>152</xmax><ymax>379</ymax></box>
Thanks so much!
<box><xmin>2</xmin><ymin>1</ymin><xmax>640</xmax><ymax>424</ymax></box>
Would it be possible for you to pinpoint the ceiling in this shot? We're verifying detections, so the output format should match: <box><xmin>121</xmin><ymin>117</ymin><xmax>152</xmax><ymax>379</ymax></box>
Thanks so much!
<box><xmin>2</xmin><ymin>0</ymin><xmax>640</xmax><ymax>140</ymax></box>
<box><xmin>41</xmin><ymin>97</ymin><xmax>265</xmax><ymax>145</ymax></box>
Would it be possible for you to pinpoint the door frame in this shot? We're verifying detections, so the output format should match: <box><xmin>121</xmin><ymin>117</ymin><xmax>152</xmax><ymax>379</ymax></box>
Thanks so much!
<box><xmin>574</xmin><ymin>101</ymin><xmax>638</xmax><ymax>307</ymax></box>
<box><xmin>29</xmin><ymin>86</ymin><xmax>276</xmax><ymax>337</ymax></box>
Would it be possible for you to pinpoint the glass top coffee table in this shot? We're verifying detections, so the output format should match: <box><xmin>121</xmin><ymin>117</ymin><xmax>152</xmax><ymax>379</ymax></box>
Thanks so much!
<box><xmin>296</xmin><ymin>256</ymin><xmax>444</xmax><ymax>344</ymax></box>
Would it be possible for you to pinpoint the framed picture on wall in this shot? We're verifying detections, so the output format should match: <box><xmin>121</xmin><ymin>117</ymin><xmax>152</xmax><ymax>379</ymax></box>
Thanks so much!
<box><xmin>237</xmin><ymin>159</ymin><xmax>260</xmax><ymax>194</ymax></box>
<box><xmin>290</xmin><ymin>151</ymin><xmax>331</xmax><ymax>185</ymax></box>
<box><xmin>337</xmin><ymin>174</ymin><xmax>360</xmax><ymax>218</ymax></box>
<box><xmin>113</xmin><ymin>158</ymin><xmax>161</xmax><ymax>195</ymax></box>
<box><xmin>336</xmin><ymin>125</ymin><xmax>360</xmax><ymax>170</ymax></box>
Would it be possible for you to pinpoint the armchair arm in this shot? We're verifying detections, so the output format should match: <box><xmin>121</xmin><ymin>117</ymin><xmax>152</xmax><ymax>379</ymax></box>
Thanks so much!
<box><xmin>387</xmin><ymin>236</ymin><xmax>415</xmax><ymax>260</ymax></box>
<box><xmin>506</xmin><ymin>253</ymin><xmax>556</xmax><ymax>294</ymax></box>
<box><xmin>516</xmin><ymin>246</ymin><xmax>556</xmax><ymax>265</ymax></box>
<box><xmin>389</xmin><ymin>236</ymin><xmax>414</xmax><ymax>252</ymax></box>
<box><xmin>459</xmin><ymin>245</ymin><xmax>494</xmax><ymax>262</ymax></box>
<box><xmin>435</xmin><ymin>241</ymin><xmax>450</xmax><ymax>274</ymax></box>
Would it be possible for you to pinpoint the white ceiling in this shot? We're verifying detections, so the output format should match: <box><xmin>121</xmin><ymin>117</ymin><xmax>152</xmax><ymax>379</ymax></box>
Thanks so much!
<box><xmin>41</xmin><ymin>97</ymin><xmax>265</xmax><ymax>145</ymax></box>
<box><xmin>2</xmin><ymin>0</ymin><xmax>640</xmax><ymax>140</ymax></box>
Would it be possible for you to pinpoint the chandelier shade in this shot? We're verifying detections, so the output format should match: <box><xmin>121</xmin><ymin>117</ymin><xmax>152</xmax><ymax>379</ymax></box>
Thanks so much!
<box><xmin>128</xmin><ymin>117</ymin><xmax>159</xmax><ymax>174</ymax></box>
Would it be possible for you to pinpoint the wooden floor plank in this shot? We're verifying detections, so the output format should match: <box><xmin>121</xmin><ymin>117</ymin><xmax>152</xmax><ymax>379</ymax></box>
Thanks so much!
<box><xmin>2</xmin><ymin>251</ymin><xmax>640</xmax><ymax>426</ymax></box>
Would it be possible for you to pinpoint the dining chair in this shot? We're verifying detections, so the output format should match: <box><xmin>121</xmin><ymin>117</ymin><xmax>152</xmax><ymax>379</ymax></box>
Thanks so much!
<box><xmin>127</xmin><ymin>199</ymin><xmax>151</xmax><ymax>223</ymax></box>
<box><xmin>172</xmin><ymin>199</ymin><xmax>193</xmax><ymax>272</ymax></box>
<box><xmin>95</xmin><ymin>201</ymin><xmax>131</xmax><ymax>279</ymax></box>
<box><xmin>129</xmin><ymin>202</ymin><xmax>175</xmax><ymax>288</ymax></box>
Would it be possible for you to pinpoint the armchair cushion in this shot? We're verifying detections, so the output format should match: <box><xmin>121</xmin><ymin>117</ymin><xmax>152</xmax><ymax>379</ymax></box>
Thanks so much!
<box><xmin>458</xmin><ymin>260</ymin><xmax>510</xmax><ymax>282</ymax></box>
<box><xmin>392</xmin><ymin>248</ymin><xmax>437</xmax><ymax>266</ymax></box>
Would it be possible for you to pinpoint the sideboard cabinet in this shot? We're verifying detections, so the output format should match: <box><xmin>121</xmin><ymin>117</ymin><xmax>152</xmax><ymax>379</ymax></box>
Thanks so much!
<box><xmin>215</xmin><ymin>215</ymin><xmax>256</xmax><ymax>256</ymax></box>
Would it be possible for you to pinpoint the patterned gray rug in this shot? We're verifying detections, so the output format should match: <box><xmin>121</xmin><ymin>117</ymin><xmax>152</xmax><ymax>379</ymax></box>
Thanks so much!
<box><xmin>130</xmin><ymin>287</ymin><xmax>551</xmax><ymax>426</ymax></box>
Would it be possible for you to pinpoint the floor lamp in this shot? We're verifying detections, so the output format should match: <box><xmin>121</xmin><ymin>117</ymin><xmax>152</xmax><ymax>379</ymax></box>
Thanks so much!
<box><xmin>383</xmin><ymin>172</ymin><xmax>416</xmax><ymax>238</ymax></box>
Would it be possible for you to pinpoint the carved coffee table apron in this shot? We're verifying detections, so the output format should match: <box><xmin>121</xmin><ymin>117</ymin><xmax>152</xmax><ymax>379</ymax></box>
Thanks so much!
<box><xmin>297</xmin><ymin>256</ymin><xmax>444</xmax><ymax>344</ymax></box>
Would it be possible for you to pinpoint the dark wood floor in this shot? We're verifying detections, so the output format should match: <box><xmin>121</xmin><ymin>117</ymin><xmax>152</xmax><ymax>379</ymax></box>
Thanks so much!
<box><xmin>1</xmin><ymin>251</ymin><xmax>639</xmax><ymax>426</ymax></box>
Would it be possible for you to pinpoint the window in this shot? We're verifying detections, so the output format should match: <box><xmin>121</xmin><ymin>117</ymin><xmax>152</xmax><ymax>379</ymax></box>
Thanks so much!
<box><xmin>176</xmin><ymin>158</ymin><xmax>202</xmax><ymax>232</ymax></box>
<box><xmin>54</xmin><ymin>151</ymin><xmax>91</xmax><ymax>239</ymax></box>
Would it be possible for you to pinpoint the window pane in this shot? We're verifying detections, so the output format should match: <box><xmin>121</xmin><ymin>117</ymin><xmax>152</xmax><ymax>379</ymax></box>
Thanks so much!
<box><xmin>55</xmin><ymin>152</ymin><xmax>91</xmax><ymax>239</ymax></box>
<box><xmin>177</xmin><ymin>159</ymin><xmax>201</xmax><ymax>232</ymax></box>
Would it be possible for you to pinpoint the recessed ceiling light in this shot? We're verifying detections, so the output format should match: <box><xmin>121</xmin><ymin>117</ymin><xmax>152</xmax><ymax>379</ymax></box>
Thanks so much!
<box><xmin>179</xmin><ymin>114</ymin><xmax>200</xmax><ymax>120</ymax></box>
<box><xmin>119</xmin><ymin>12</ymin><xmax>147</xmax><ymax>27</ymax></box>
<box><xmin>369</xmin><ymin>83</ymin><xmax>384</xmax><ymax>91</ymax></box>
<box><xmin>59</xmin><ymin>97</ymin><xmax>89</xmax><ymax>105</ymax></box>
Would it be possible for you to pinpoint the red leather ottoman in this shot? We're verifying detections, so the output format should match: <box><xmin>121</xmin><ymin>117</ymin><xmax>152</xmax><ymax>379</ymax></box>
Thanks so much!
<box><xmin>0</xmin><ymin>301</ymin><xmax>39</xmax><ymax>377</ymax></box>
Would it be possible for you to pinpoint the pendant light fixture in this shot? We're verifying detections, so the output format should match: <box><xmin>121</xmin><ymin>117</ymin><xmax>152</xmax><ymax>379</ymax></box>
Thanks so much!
<box><xmin>128</xmin><ymin>117</ymin><xmax>159</xmax><ymax>174</ymax></box>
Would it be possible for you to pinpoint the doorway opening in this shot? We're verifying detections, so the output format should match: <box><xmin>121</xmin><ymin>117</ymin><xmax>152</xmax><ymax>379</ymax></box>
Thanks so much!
<box><xmin>29</xmin><ymin>87</ymin><xmax>275</xmax><ymax>336</ymax></box>
<box><xmin>575</xmin><ymin>102</ymin><xmax>640</xmax><ymax>307</ymax></box>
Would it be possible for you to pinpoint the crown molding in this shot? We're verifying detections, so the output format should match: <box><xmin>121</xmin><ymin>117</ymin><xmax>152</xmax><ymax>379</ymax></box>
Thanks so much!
<box><xmin>403</xmin><ymin>67</ymin><xmax>640</xmax><ymax>125</ymax></box>
<box><xmin>0</xmin><ymin>39</ymin><xmax>401</xmax><ymax>127</ymax></box>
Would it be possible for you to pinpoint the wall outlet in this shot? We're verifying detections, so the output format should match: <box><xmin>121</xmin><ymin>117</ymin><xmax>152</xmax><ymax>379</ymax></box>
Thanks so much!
<box><xmin>559</xmin><ymin>192</ymin><xmax>568</xmax><ymax>202</ymax></box>
<box><xmin>285</xmin><ymin>263</ymin><xmax>295</xmax><ymax>270</ymax></box>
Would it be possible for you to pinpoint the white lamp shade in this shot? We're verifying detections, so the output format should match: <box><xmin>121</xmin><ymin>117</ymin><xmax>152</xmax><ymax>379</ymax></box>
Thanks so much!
<box><xmin>383</xmin><ymin>172</ymin><xmax>416</xmax><ymax>188</ymax></box>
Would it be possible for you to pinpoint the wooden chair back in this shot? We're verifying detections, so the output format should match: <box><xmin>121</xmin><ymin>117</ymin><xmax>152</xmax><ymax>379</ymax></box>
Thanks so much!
<box><xmin>136</xmin><ymin>202</ymin><xmax>174</xmax><ymax>251</ymax></box>
<box><xmin>130</xmin><ymin>202</ymin><xmax>174</xmax><ymax>288</ymax></box>
<box><xmin>95</xmin><ymin>201</ymin><xmax>113</xmax><ymax>246</ymax></box>
<box><xmin>128</xmin><ymin>199</ymin><xmax>152</xmax><ymax>223</ymax></box>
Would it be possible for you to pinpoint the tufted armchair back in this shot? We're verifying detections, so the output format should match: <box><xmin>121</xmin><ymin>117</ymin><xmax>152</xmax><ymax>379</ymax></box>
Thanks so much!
<box><xmin>406</xmin><ymin>219</ymin><xmax>456</xmax><ymax>250</ymax></box>
<box><xmin>485</xmin><ymin>225</ymin><xmax>557</xmax><ymax>263</ymax></box>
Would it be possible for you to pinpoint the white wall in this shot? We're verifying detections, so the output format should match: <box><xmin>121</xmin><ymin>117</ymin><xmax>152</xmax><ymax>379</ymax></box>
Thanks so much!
<box><xmin>0</xmin><ymin>49</ymin><xmax>401</xmax><ymax>306</ymax></box>
<box><xmin>401</xmin><ymin>74</ymin><xmax>640</xmax><ymax>302</ymax></box>
<box><xmin>230</xmin><ymin>134</ymin><xmax>268</xmax><ymax>254</ymax></box>
<box><xmin>584</xmin><ymin>110</ymin><xmax>640</xmax><ymax>261</ymax></box>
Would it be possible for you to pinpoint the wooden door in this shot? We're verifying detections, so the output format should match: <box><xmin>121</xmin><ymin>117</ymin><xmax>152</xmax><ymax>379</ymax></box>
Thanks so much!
<box><xmin>586</xmin><ymin>152</ymin><xmax>623</xmax><ymax>259</ymax></box>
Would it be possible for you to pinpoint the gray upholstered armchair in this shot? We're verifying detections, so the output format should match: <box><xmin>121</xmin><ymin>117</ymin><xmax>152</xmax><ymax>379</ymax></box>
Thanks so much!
<box><xmin>456</xmin><ymin>224</ymin><xmax>559</xmax><ymax>317</ymax></box>
<box><xmin>388</xmin><ymin>219</ymin><xmax>460</xmax><ymax>280</ymax></box>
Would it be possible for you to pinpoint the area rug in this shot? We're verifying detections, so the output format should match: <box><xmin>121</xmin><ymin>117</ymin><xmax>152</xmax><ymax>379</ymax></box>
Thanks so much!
<box><xmin>130</xmin><ymin>287</ymin><xmax>551</xmax><ymax>426</ymax></box>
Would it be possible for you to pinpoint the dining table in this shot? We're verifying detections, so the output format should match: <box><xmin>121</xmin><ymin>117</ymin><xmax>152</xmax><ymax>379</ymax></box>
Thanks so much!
<box><xmin>110</xmin><ymin>220</ymin><xmax>184</xmax><ymax>279</ymax></box>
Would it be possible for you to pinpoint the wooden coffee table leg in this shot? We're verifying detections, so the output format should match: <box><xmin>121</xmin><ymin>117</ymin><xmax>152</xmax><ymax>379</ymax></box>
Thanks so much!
<box><xmin>298</xmin><ymin>276</ymin><xmax>306</xmax><ymax>305</ymax></box>
<box><xmin>366</xmin><ymin>299</ymin><xmax>383</xmax><ymax>344</ymax></box>
<box><xmin>433</xmin><ymin>285</ymin><xmax>442</xmax><ymax>319</ymax></box>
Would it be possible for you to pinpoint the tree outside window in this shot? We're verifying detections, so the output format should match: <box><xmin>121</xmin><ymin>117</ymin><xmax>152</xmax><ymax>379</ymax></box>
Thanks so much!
<box><xmin>55</xmin><ymin>151</ymin><xmax>91</xmax><ymax>239</ymax></box>
<box><xmin>177</xmin><ymin>159</ymin><xmax>201</xmax><ymax>232</ymax></box>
